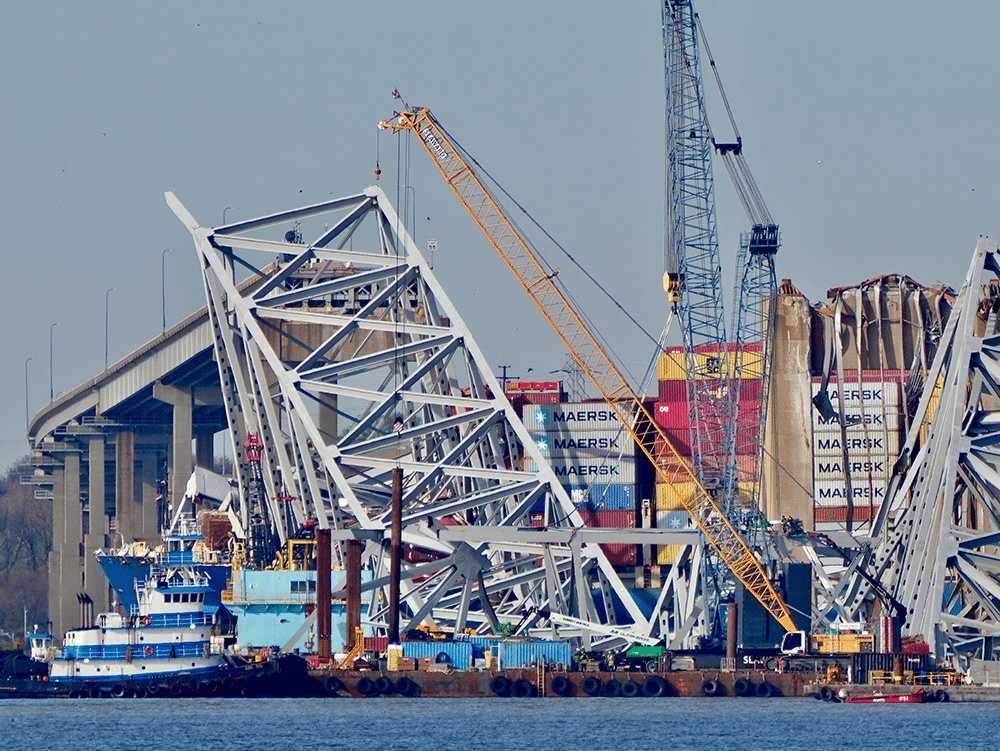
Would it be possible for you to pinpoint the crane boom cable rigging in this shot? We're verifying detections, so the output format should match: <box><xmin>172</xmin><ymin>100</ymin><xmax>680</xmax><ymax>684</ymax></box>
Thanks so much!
<box><xmin>380</xmin><ymin>106</ymin><xmax>796</xmax><ymax>633</ymax></box>
<box><xmin>440</xmin><ymin>121</ymin><xmax>665</xmax><ymax>356</ymax></box>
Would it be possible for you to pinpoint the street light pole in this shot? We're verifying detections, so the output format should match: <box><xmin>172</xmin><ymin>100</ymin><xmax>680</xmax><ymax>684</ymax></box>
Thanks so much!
<box><xmin>24</xmin><ymin>357</ymin><xmax>33</xmax><ymax>432</ymax></box>
<box><xmin>223</xmin><ymin>206</ymin><xmax>233</xmax><ymax>225</ymax></box>
<box><xmin>49</xmin><ymin>323</ymin><xmax>58</xmax><ymax>401</ymax></box>
<box><xmin>105</xmin><ymin>288</ymin><xmax>115</xmax><ymax>370</ymax></box>
<box><xmin>161</xmin><ymin>249</ymin><xmax>170</xmax><ymax>332</ymax></box>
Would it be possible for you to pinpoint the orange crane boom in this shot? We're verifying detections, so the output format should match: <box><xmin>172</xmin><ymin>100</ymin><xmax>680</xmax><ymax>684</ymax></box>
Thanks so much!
<box><xmin>379</xmin><ymin>106</ymin><xmax>796</xmax><ymax>633</ymax></box>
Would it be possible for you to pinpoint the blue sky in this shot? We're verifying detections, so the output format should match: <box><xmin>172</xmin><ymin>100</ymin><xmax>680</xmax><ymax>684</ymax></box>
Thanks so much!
<box><xmin>2</xmin><ymin>1</ymin><xmax>998</xmax><ymax>471</ymax></box>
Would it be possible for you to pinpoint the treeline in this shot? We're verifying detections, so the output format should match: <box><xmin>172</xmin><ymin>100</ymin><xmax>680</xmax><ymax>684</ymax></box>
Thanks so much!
<box><xmin>0</xmin><ymin>457</ymin><xmax>49</xmax><ymax>642</ymax></box>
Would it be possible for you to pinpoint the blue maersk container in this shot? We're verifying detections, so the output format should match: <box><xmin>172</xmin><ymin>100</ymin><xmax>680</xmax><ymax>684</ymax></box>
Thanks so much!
<box><xmin>401</xmin><ymin>640</ymin><xmax>474</xmax><ymax>668</ymax></box>
<box><xmin>563</xmin><ymin>483</ymin><xmax>635</xmax><ymax>511</ymax></box>
<box><xmin>498</xmin><ymin>641</ymin><xmax>573</xmax><ymax>669</ymax></box>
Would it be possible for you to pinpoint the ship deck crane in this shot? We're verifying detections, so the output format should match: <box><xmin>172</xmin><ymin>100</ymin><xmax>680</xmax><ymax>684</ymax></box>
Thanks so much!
<box><xmin>378</xmin><ymin>106</ymin><xmax>796</xmax><ymax>633</ymax></box>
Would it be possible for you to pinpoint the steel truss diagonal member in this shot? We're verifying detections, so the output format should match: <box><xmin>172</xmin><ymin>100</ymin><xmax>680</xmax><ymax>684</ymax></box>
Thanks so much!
<box><xmin>839</xmin><ymin>237</ymin><xmax>1000</xmax><ymax>666</ymax></box>
<box><xmin>166</xmin><ymin>186</ymin><xmax>655</xmax><ymax>646</ymax></box>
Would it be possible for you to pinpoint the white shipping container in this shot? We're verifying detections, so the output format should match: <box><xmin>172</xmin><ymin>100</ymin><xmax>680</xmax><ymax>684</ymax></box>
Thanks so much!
<box><xmin>813</xmin><ymin>456</ymin><xmax>892</xmax><ymax>481</ymax></box>
<box><xmin>811</xmin><ymin>380</ymin><xmax>900</xmax><ymax>407</ymax></box>
<box><xmin>656</xmin><ymin>509</ymin><xmax>693</xmax><ymax>531</ymax></box>
<box><xmin>813</xmin><ymin>479</ymin><xmax>892</xmax><ymax>505</ymax></box>
<box><xmin>524</xmin><ymin>402</ymin><xmax>627</xmax><ymax>434</ymax></box>
<box><xmin>524</xmin><ymin>455</ymin><xmax>636</xmax><ymax>484</ymax></box>
<box><xmin>812</xmin><ymin>407</ymin><xmax>903</xmax><ymax>433</ymax></box>
<box><xmin>531</xmin><ymin>429</ymin><xmax>635</xmax><ymax>460</ymax></box>
<box><xmin>812</xmin><ymin>431</ymin><xmax>901</xmax><ymax>457</ymax></box>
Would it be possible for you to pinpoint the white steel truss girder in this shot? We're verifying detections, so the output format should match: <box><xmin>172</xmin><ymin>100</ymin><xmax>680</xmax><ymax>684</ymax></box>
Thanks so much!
<box><xmin>839</xmin><ymin>237</ymin><xmax>1000</xmax><ymax>664</ymax></box>
<box><xmin>168</xmin><ymin>185</ymin><xmax>687</xmax><ymax>643</ymax></box>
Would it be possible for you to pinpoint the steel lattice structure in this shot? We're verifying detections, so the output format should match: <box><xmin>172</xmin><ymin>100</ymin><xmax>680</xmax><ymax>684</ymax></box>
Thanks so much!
<box><xmin>826</xmin><ymin>237</ymin><xmax>1000</xmax><ymax>665</ymax></box>
<box><xmin>165</xmin><ymin>186</ymin><xmax>675</xmax><ymax>646</ymax></box>
<box><xmin>663</xmin><ymin>0</ymin><xmax>731</xmax><ymax>498</ymax></box>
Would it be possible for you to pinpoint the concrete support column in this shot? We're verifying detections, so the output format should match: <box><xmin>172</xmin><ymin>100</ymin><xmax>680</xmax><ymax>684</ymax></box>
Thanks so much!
<box><xmin>63</xmin><ymin>454</ymin><xmax>82</xmax><ymax>546</ymax></box>
<box><xmin>195</xmin><ymin>429</ymin><xmax>214</xmax><ymax>470</ymax></box>
<box><xmin>47</xmin><ymin>548</ymin><xmax>62</xmax><ymax>640</ymax></box>
<box><xmin>83</xmin><ymin>534</ymin><xmax>110</xmax><ymax>614</ymax></box>
<box><xmin>57</xmin><ymin>452</ymin><xmax>84</xmax><ymax>636</ymax></box>
<box><xmin>88</xmin><ymin>436</ymin><xmax>107</xmax><ymax>536</ymax></box>
<box><xmin>153</xmin><ymin>382</ymin><xmax>193</xmax><ymax>517</ymax></box>
<box><xmin>115</xmin><ymin>430</ymin><xmax>136</xmax><ymax>542</ymax></box>
<box><xmin>140</xmin><ymin>453</ymin><xmax>161</xmax><ymax>539</ymax></box>
<box><xmin>772</xmin><ymin>292</ymin><xmax>815</xmax><ymax>527</ymax></box>
<box><xmin>319</xmin><ymin>397</ymin><xmax>338</xmax><ymax>445</ymax></box>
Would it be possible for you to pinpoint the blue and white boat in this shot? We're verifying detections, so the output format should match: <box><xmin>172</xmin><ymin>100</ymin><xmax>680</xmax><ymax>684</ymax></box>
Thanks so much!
<box><xmin>48</xmin><ymin>567</ymin><xmax>221</xmax><ymax>686</ymax></box>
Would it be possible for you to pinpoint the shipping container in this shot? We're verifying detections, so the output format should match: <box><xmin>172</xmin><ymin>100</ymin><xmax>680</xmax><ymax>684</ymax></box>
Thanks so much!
<box><xmin>812</xmin><ymin>456</ymin><xmax>892</xmax><ymax>481</ymax></box>
<box><xmin>652</xmin><ymin>427</ymin><xmax>694</xmax><ymax>457</ymax></box>
<box><xmin>811</xmin><ymin>379</ymin><xmax>900</xmax><ymax>407</ymax></box>
<box><xmin>583</xmin><ymin>509</ymin><xmax>636</xmax><ymax>528</ymax></box>
<box><xmin>813</xmin><ymin>504</ymin><xmax>878</xmax><ymax>523</ymax></box>
<box><xmin>812</xmin><ymin>430</ymin><xmax>901</xmax><ymax>457</ymax></box>
<box><xmin>652</xmin><ymin>401</ymin><xmax>688</xmax><ymax>430</ymax></box>
<box><xmin>656</xmin><ymin>478</ymin><xmax>760</xmax><ymax>511</ymax></box>
<box><xmin>813</xmin><ymin>479</ymin><xmax>890</xmax><ymax>505</ymax></box>
<box><xmin>850</xmin><ymin>652</ymin><xmax>927</xmax><ymax>684</ymax></box>
<box><xmin>401</xmin><ymin>640</ymin><xmax>474</xmax><ymax>668</ymax></box>
<box><xmin>658</xmin><ymin>378</ymin><xmax>763</xmax><ymax>404</ymax></box>
<box><xmin>531</xmin><ymin>429</ymin><xmax>634</xmax><ymax>459</ymax></box>
<box><xmin>656</xmin><ymin>509</ymin><xmax>692</xmax><ymax>531</ymax></box>
<box><xmin>652</xmin><ymin>451</ymin><xmax>695</xmax><ymax>483</ymax></box>
<box><xmin>497</xmin><ymin>641</ymin><xmax>573</xmax><ymax>669</ymax></box>
<box><xmin>812</xmin><ymin>407</ymin><xmax>904</xmax><ymax>433</ymax></box>
<box><xmin>562</xmin><ymin>483</ymin><xmax>636</xmax><ymax>511</ymax></box>
<box><xmin>524</xmin><ymin>455</ymin><xmax>636</xmax><ymax>484</ymax></box>
<box><xmin>658</xmin><ymin>344</ymin><xmax>764</xmax><ymax>381</ymax></box>
<box><xmin>657</xmin><ymin>543</ymin><xmax>688</xmax><ymax>566</ymax></box>
<box><xmin>524</xmin><ymin>402</ymin><xmax>627</xmax><ymax>434</ymax></box>
<box><xmin>600</xmin><ymin>542</ymin><xmax>637</xmax><ymax>567</ymax></box>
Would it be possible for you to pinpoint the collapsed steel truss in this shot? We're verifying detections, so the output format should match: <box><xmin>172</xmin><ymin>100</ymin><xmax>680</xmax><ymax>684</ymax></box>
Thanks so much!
<box><xmin>827</xmin><ymin>237</ymin><xmax>1000</xmax><ymax>664</ymax></box>
<box><xmin>166</xmin><ymin>186</ymin><xmax>708</xmax><ymax>647</ymax></box>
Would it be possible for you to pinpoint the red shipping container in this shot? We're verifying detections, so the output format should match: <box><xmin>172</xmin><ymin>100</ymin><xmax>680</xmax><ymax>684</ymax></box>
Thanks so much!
<box><xmin>653</xmin><ymin>401</ymin><xmax>689</xmax><ymax>430</ymax></box>
<box><xmin>814</xmin><ymin>505</ymin><xmax>877</xmax><ymax>523</ymax></box>
<box><xmin>586</xmin><ymin>509</ymin><xmax>636</xmax><ymax>529</ymax></box>
<box><xmin>600</xmin><ymin>542</ymin><xmax>637</xmax><ymax>567</ymax></box>
<box><xmin>658</xmin><ymin>380</ymin><xmax>688</xmax><ymax>403</ymax></box>
<box><xmin>654</xmin><ymin>430</ymin><xmax>693</xmax><ymax>458</ymax></box>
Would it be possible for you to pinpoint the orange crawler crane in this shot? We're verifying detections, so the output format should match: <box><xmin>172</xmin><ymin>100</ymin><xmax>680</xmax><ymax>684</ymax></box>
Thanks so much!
<box><xmin>379</xmin><ymin>106</ymin><xmax>797</xmax><ymax>633</ymax></box>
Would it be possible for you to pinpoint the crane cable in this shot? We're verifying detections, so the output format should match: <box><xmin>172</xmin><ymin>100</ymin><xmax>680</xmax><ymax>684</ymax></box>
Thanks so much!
<box><xmin>691</xmin><ymin>12</ymin><xmax>773</xmax><ymax>227</ymax></box>
<box><xmin>436</xmin><ymin>121</ymin><xmax>667</xmax><ymax>358</ymax></box>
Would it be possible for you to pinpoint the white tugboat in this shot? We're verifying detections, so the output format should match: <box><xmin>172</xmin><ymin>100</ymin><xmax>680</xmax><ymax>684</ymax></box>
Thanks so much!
<box><xmin>49</xmin><ymin>567</ymin><xmax>220</xmax><ymax>688</ymax></box>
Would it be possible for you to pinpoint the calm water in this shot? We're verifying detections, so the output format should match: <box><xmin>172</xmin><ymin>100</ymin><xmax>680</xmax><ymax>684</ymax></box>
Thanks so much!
<box><xmin>0</xmin><ymin>697</ymin><xmax>995</xmax><ymax>751</ymax></box>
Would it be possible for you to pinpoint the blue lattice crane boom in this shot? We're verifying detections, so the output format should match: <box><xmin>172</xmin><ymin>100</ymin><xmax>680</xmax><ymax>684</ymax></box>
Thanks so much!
<box><xmin>691</xmin><ymin>10</ymin><xmax>780</xmax><ymax>526</ymax></box>
<box><xmin>661</xmin><ymin>0</ymin><xmax>731</xmax><ymax>504</ymax></box>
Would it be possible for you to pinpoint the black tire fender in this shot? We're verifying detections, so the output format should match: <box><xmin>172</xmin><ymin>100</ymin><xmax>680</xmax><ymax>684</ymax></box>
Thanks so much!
<box><xmin>642</xmin><ymin>675</ymin><xmax>668</xmax><ymax>697</ymax></box>
<box><xmin>756</xmin><ymin>681</ymin><xmax>776</xmax><ymax>698</ymax></box>
<box><xmin>396</xmin><ymin>676</ymin><xmax>418</xmax><ymax>696</ymax></box>
<box><xmin>936</xmin><ymin>689</ymin><xmax>950</xmax><ymax>703</ymax></box>
<box><xmin>356</xmin><ymin>676</ymin><xmax>377</xmax><ymax>696</ymax></box>
<box><xmin>490</xmin><ymin>675</ymin><xmax>511</xmax><ymax>696</ymax></box>
<box><xmin>374</xmin><ymin>676</ymin><xmax>394</xmax><ymax>694</ymax></box>
<box><xmin>701</xmin><ymin>679</ymin><xmax>721</xmax><ymax>697</ymax></box>
<box><xmin>820</xmin><ymin>686</ymin><xmax>834</xmax><ymax>702</ymax></box>
<box><xmin>621</xmin><ymin>679</ymin><xmax>641</xmax><ymax>698</ymax></box>
<box><xmin>510</xmin><ymin>678</ymin><xmax>534</xmax><ymax>698</ymax></box>
<box><xmin>582</xmin><ymin>675</ymin><xmax>602</xmax><ymax>696</ymax></box>
<box><xmin>603</xmin><ymin>679</ymin><xmax>622</xmax><ymax>697</ymax></box>
<box><xmin>550</xmin><ymin>675</ymin><xmax>571</xmax><ymax>696</ymax></box>
<box><xmin>734</xmin><ymin>677</ymin><xmax>753</xmax><ymax>697</ymax></box>
<box><xmin>324</xmin><ymin>676</ymin><xmax>343</xmax><ymax>694</ymax></box>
